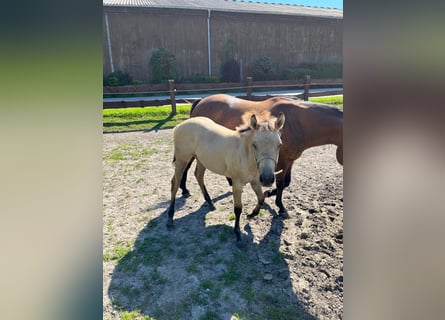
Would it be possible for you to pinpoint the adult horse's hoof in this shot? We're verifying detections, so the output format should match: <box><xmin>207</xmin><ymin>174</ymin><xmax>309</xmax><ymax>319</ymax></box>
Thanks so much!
<box><xmin>208</xmin><ymin>203</ymin><xmax>216</xmax><ymax>211</ymax></box>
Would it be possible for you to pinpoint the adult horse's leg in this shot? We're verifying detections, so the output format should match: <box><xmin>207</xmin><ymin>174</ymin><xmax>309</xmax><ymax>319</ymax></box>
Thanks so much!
<box><xmin>194</xmin><ymin>159</ymin><xmax>216</xmax><ymax>210</ymax></box>
<box><xmin>231</xmin><ymin>181</ymin><xmax>244</xmax><ymax>242</ymax></box>
<box><xmin>336</xmin><ymin>145</ymin><xmax>343</xmax><ymax>165</ymax></box>
<box><xmin>275</xmin><ymin>168</ymin><xmax>291</xmax><ymax>218</ymax></box>
<box><xmin>247</xmin><ymin>180</ymin><xmax>265</xmax><ymax>219</ymax></box>
<box><xmin>179</xmin><ymin>158</ymin><xmax>194</xmax><ymax>197</ymax></box>
<box><xmin>167</xmin><ymin>159</ymin><xmax>189</xmax><ymax>227</ymax></box>
<box><xmin>274</xmin><ymin>160</ymin><xmax>294</xmax><ymax>218</ymax></box>
<box><xmin>264</xmin><ymin>156</ymin><xmax>294</xmax><ymax>218</ymax></box>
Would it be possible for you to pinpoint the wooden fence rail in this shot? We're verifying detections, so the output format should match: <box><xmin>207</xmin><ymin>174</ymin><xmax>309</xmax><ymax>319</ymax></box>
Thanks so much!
<box><xmin>103</xmin><ymin>77</ymin><xmax>343</xmax><ymax>110</ymax></box>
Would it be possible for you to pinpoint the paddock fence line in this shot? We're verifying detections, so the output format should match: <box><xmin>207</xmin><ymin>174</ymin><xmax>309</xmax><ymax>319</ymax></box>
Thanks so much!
<box><xmin>103</xmin><ymin>76</ymin><xmax>343</xmax><ymax>113</ymax></box>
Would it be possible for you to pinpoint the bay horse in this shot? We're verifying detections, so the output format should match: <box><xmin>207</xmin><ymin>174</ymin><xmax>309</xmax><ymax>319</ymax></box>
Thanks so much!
<box><xmin>167</xmin><ymin>112</ymin><xmax>285</xmax><ymax>242</ymax></box>
<box><xmin>179</xmin><ymin>94</ymin><xmax>343</xmax><ymax>218</ymax></box>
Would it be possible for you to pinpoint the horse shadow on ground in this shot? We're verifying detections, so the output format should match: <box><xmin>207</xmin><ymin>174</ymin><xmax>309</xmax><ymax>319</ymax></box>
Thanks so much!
<box><xmin>108</xmin><ymin>193</ymin><xmax>316</xmax><ymax>320</ymax></box>
<box><xmin>103</xmin><ymin>114</ymin><xmax>180</xmax><ymax>134</ymax></box>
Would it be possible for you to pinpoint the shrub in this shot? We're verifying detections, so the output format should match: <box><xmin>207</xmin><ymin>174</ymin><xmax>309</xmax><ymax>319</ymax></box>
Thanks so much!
<box><xmin>282</xmin><ymin>67</ymin><xmax>311</xmax><ymax>80</ymax></box>
<box><xmin>180</xmin><ymin>74</ymin><xmax>219</xmax><ymax>84</ymax></box>
<box><xmin>149</xmin><ymin>48</ymin><xmax>177</xmax><ymax>83</ymax></box>
<box><xmin>252</xmin><ymin>56</ymin><xmax>277</xmax><ymax>81</ymax></box>
<box><xmin>103</xmin><ymin>70</ymin><xmax>133</xmax><ymax>86</ymax></box>
<box><xmin>283</xmin><ymin>62</ymin><xmax>342</xmax><ymax>80</ymax></box>
<box><xmin>220</xmin><ymin>58</ymin><xmax>240</xmax><ymax>82</ymax></box>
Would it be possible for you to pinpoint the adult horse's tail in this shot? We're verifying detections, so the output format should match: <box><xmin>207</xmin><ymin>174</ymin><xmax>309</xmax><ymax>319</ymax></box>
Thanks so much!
<box><xmin>190</xmin><ymin>99</ymin><xmax>201</xmax><ymax>115</ymax></box>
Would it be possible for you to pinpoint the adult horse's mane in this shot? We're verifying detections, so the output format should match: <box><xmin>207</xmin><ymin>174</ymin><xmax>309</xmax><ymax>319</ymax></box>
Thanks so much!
<box><xmin>301</xmin><ymin>102</ymin><xmax>343</xmax><ymax>116</ymax></box>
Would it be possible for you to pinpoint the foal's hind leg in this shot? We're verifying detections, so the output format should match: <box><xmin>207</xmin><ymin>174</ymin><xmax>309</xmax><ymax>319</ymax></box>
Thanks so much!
<box><xmin>247</xmin><ymin>180</ymin><xmax>265</xmax><ymax>219</ymax></box>
<box><xmin>167</xmin><ymin>159</ymin><xmax>190</xmax><ymax>227</ymax></box>
<box><xmin>194</xmin><ymin>160</ymin><xmax>216</xmax><ymax>211</ymax></box>
<box><xmin>179</xmin><ymin>158</ymin><xmax>194</xmax><ymax>197</ymax></box>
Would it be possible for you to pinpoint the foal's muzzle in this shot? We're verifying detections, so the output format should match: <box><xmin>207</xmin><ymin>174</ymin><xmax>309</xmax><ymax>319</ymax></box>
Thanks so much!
<box><xmin>259</xmin><ymin>172</ymin><xmax>275</xmax><ymax>187</ymax></box>
<box><xmin>257</xmin><ymin>156</ymin><xmax>277</xmax><ymax>187</ymax></box>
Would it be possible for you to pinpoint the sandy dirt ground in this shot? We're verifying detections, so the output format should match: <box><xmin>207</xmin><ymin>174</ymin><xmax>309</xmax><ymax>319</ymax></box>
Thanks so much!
<box><xmin>103</xmin><ymin>128</ymin><xmax>343</xmax><ymax>319</ymax></box>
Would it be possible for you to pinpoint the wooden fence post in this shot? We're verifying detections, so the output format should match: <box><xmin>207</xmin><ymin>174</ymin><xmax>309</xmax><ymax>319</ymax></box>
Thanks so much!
<box><xmin>169</xmin><ymin>79</ymin><xmax>176</xmax><ymax>115</ymax></box>
<box><xmin>246</xmin><ymin>76</ymin><xmax>253</xmax><ymax>100</ymax></box>
<box><xmin>303</xmin><ymin>75</ymin><xmax>311</xmax><ymax>101</ymax></box>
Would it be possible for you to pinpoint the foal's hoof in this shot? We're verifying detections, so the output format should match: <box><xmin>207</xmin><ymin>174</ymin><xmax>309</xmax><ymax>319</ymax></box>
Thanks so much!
<box><xmin>208</xmin><ymin>203</ymin><xmax>216</xmax><ymax>211</ymax></box>
<box><xmin>264</xmin><ymin>190</ymin><xmax>273</xmax><ymax>198</ymax></box>
<box><xmin>247</xmin><ymin>212</ymin><xmax>259</xmax><ymax>219</ymax></box>
<box><xmin>278</xmin><ymin>209</ymin><xmax>289</xmax><ymax>219</ymax></box>
<box><xmin>181</xmin><ymin>190</ymin><xmax>191</xmax><ymax>198</ymax></box>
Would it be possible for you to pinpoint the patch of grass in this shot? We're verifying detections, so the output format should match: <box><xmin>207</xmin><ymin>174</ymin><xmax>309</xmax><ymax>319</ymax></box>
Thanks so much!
<box><xmin>200</xmin><ymin>279</ymin><xmax>214</xmax><ymax>290</ymax></box>
<box><xmin>136</xmin><ymin>177</ymin><xmax>145</xmax><ymax>183</ymax></box>
<box><xmin>199</xmin><ymin>310</ymin><xmax>222</xmax><ymax>320</ymax></box>
<box><xmin>218</xmin><ymin>229</ymin><xmax>231</xmax><ymax>242</ymax></box>
<box><xmin>220</xmin><ymin>264</ymin><xmax>242</xmax><ymax>286</ymax></box>
<box><xmin>118</xmin><ymin>254</ymin><xmax>141</xmax><ymax>273</ymax></box>
<box><xmin>309</xmin><ymin>95</ymin><xmax>343</xmax><ymax>108</ymax></box>
<box><xmin>227</xmin><ymin>213</ymin><xmax>236</xmax><ymax>221</ymax></box>
<box><xmin>233</xmin><ymin>251</ymin><xmax>247</xmax><ymax>264</ymax></box>
<box><xmin>108</xmin><ymin>149</ymin><xmax>125</xmax><ymax>160</ymax></box>
<box><xmin>150</xmin><ymin>268</ymin><xmax>168</xmax><ymax>285</ymax></box>
<box><xmin>190</xmin><ymin>292</ymin><xmax>208</xmax><ymax>306</ymax></box>
<box><xmin>137</xmin><ymin>237</ymin><xmax>173</xmax><ymax>266</ymax></box>
<box><xmin>209</xmin><ymin>283</ymin><xmax>223</xmax><ymax>300</ymax></box>
<box><xmin>269</xmin><ymin>239</ymin><xmax>278</xmax><ymax>248</ymax></box>
<box><xmin>103</xmin><ymin>245</ymin><xmax>132</xmax><ymax>262</ymax></box>
<box><xmin>186</xmin><ymin>262</ymin><xmax>199</xmax><ymax>274</ymax></box>
<box><xmin>103</xmin><ymin>105</ymin><xmax>191</xmax><ymax>133</ymax></box>
<box><xmin>242</xmin><ymin>287</ymin><xmax>255</xmax><ymax>303</ymax></box>
<box><xmin>199</xmin><ymin>244</ymin><xmax>215</xmax><ymax>257</ymax></box>
<box><xmin>231</xmin><ymin>313</ymin><xmax>242</xmax><ymax>320</ymax></box>
<box><xmin>262</xmin><ymin>304</ymin><xmax>303</xmax><ymax>320</ymax></box>
<box><xmin>152</xmin><ymin>301</ymin><xmax>187</xmax><ymax>319</ymax></box>
<box><xmin>120</xmin><ymin>310</ymin><xmax>155</xmax><ymax>320</ymax></box>
<box><xmin>105</xmin><ymin>144</ymin><xmax>155</xmax><ymax>161</ymax></box>
<box><xmin>272</xmin><ymin>251</ymin><xmax>283</xmax><ymax>264</ymax></box>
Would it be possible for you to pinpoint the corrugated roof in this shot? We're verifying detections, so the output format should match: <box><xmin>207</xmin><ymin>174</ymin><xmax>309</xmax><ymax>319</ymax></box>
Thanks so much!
<box><xmin>103</xmin><ymin>0</ymin><xmax>343</xmax><ymax>18</ymax></box>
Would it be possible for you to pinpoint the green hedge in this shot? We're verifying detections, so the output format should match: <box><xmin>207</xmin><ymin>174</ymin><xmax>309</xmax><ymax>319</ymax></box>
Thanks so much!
<box><xmin>283</xmin><ymin>62</ymin><xmax>342</xmax><ymax>80</ymax></box>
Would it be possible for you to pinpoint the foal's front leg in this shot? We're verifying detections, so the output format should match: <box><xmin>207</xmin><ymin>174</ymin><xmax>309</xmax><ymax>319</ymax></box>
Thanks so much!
<box><xmin>232</xmin><ymin>182</ymin><xmax>244</xmax><ymax>242</ymax></box>
<box><xmin>247</xmin><ymin>180</ymin><xmax>265</xmax><ymax>219</ymax></box>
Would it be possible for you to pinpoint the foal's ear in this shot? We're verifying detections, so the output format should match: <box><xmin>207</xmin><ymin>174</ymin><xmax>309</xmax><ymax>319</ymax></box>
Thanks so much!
<box><xmin>275</xmin><ymin>112</ymin><xmax>285</xmax><ymax>130</ymax></box>
<box><xmin>250</xmin><ymin>114</ymin><xmax>258</xmax><ymax>129</ymax></box>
